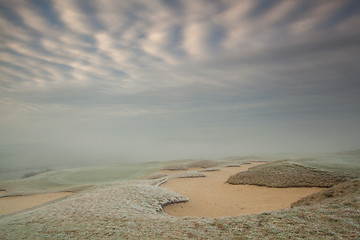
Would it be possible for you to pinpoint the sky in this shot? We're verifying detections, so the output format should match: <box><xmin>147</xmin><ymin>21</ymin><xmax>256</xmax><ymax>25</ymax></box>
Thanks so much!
<box><xmin>0</xmin><ymin>0</ymin><xmax>360</xmax><ymax>168</ymax></box>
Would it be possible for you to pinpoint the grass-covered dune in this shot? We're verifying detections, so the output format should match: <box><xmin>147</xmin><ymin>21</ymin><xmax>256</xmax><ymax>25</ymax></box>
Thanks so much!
<box><xmin>161</xmin><ymin>159</ymin><xmax>218</xmax><ymax>171</ymax></box>
<box><xmin>227</xmin><ymin>161</ymin><xmax>350</xmax><ymax>187</ymax></box>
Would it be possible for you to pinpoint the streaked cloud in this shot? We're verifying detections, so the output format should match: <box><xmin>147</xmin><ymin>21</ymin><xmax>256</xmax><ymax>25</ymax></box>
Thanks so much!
<box><xmin>0</xmin><ymin>0</ymin><xmax>359</xmax><ymax>165</ymax></box>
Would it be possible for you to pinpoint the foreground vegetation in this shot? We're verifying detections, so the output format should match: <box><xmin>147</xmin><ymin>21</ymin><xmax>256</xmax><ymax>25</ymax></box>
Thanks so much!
<box><xmin>0</xmin><ymin>150</ymin><xmax>359</xmax><ymax>239</ymax></box>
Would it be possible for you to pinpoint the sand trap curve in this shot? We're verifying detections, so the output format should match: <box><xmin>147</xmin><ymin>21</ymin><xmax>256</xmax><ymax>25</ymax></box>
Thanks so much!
<box><xmin>0</xmin><ymin>192</ymin><xmax>72</xmax><ymax>215</ymax></box>
<box><xmin>161</xmin><ymin>162</ymin><xmax>324</xmax><ymax>218</ymax></box>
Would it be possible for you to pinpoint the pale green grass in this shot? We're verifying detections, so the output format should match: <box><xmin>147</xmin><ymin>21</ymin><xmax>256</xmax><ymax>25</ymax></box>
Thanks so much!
<box><xmin>0</xmin><ymin>161</ymin><xmax>164</xmax><ymax>196</ymax></box>
<box><xmin>1</xmin><ymin>150</ymin><xmax>359</xmax><ymax>196</ymax></box>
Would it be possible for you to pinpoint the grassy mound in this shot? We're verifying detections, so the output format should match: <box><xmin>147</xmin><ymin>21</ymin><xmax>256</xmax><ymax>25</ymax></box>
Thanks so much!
<box><xmin>178</xmin><ymin>171</ymin><xmax>206</xmax><ymax>178</ymax></box>
<box><xmin>162</xmin><ymin>160</ymin><xmax>217</xmax><ymax>171</ymax></box>
<box><xmin>227</xmin><ymin>161</ymin><xmax>350</xmax><ymax>187</ymax></box>
<box><xmin>292</xmin><ymin>178</ymin><xmax>360</xmax><ymax>207</ymax></box>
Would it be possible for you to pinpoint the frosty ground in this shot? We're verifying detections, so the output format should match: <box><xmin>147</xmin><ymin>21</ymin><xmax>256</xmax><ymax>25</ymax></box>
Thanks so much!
<box><xmin>0</xmin><ymin>152</ymin><xmax>359</xmax><ymax>239</ymax></box>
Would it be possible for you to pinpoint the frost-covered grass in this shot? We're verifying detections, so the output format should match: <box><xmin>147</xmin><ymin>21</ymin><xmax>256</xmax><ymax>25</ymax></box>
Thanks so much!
<box><xmin>227</xmin><ymin>161</ymin><xmax>351</xmax><ymax>187</ymax></box>
<box><xmin>262</xmin><ymin>150</ymin><xmax>360</xmax><ymax>177</ymax></box>
<box><xmin>1</xmin><ymin>177</ymin><xmax>359</xmax><ymax>239</ymax></box>
<box><xmin>178</xmin><ymin>171</ymin><xmax>206</xmax><ymax>178</ymax></box>
<box><xmin>227</xmin><ymin>150</ymin><xmax>360</xmax><ymax>188</ymax></box>
<box><xmin>221</xmin><ymin>150</ymin><xmax>360</xmax><ymax>177</ymax></box>
<box><xmin>162</xmin><ymin>160</ymin><xmax>217</xmax><ymax>171</ymax></box>
<box><xmin>199</xmin><ymin>167</ymin><xmax>221</xmax><ymax>172</ymax></box>
<box><xmin>1</xmin><ymin>151</ymin><xmax>360</xmax><ymax>239</ymax></box>
<box><xmin>0</xmin><ymin>162</ymin><xmax>164</xmax><ymax>196</ymax></box>
<box><xmin>3</xmin><ymin>150</ymin><xmax>358</xmax><ymax>196</ymax></box>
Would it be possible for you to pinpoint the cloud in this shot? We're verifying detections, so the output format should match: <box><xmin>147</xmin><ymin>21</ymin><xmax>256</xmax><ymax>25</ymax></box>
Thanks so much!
<box><xmin>53</xmin><ymin>0</ymin><xmax>100</xmax><ymax>34</ymax></box>
<box><xmin>14</xmin><ymin>2</ymin><xmax>54</xmax><ymax>34</ymax></box>
<box><xmin>182</xmin><ymin>22</ymin><xmax>210</xmax><ymax>58</ymax></box>
<box><xmin>94</xmin><ymin>0</ymin><xmax>129</xmax><ymax>33</ymax></box>
<box><xmin>0</xmin><ymin>0</ymin><xmax>358</xmax><ymax>93</ymax></box>
<box><xmin>0</xmin><ymin>0</ymin><xmax>359</xmax><ymax>161</ymax></box>
<box><xmin>290</xmin><ymin>1</ymin><xmax>341</xmax><ymax>34</ymax></box>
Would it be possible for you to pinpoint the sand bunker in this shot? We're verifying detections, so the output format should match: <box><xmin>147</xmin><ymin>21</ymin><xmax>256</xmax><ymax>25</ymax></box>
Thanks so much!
<box><xmin>0</xmin><ymin>192</ymin><xmax>72</xmax><ymax>215</ymax></box>
<box><xmin>161</xmin><ymin>162</ymin><xmax>324</xmax><ymax>217</ymax></box>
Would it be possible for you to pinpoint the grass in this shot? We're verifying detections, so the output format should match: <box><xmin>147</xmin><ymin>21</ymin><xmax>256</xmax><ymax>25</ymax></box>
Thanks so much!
<box><xmin>0</xmin><ymin>158</ymin><xmax>219</xmax><ymax>196</ymax></box>
<box><xmin>178</xmin><ymin>171</ymin><xmax>206</xmax><ymax>178</ymax></box>
<box><xmin>292</xmin><ymin>178</ymin><xmax>360</xmax><ymax>207</ymax></box>
<box><xmin>161</xmin><ymin>159</ymin><xmax>217</xmax><ymax>170</ymax></box>
<box><xmin>0</xmin><ymin>150</ymin><xmax>359</xmax><ymax>239</ymax></box>
<box><xmin>227</xmin><ymin>161</ymin><xmax>351</xmax><ymax>187</ymax></box>
<box><xmin>0</xmin><ymin>161</ymin><xmax>164</xmax><ymax>196</ymax></box>
<box><xmin>22</xmin><ymin>169</ymin><xmax>52</xmax><ymax>178</ymax></box>
<box><xmin>227</xmin><ymin>150</ymin><xmax>360</xmax><ymax>187</ymax></box>
<box><xmin>1</xmin><ymin>176</ymin><xmax>359</xmax><ymax>239</ymax></box>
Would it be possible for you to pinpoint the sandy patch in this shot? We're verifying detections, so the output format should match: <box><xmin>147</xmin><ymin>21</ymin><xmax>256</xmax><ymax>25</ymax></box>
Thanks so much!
<box><xmin>161</xmin><ymin>162</ymin><xmax>324</xmax><ymax>217</ymax></box>
<box><xmin>0</xmin><ymin>192</ymin><xmax>72</xmax><ymax>215</ymax></box>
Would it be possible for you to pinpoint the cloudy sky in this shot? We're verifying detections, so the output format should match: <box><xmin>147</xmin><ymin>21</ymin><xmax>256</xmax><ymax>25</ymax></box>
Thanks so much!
<box><xmin>1</xmin><ymin>0</ymin><xmax>360</xmax><ymax>167</ymax></box>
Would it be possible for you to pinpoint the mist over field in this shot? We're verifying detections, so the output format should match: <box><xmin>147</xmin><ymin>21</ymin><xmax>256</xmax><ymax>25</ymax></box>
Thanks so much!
<box><xmin>1</xmin><ymin>0</ymin><xmax>360</xmax><ymax>171</ymax></box>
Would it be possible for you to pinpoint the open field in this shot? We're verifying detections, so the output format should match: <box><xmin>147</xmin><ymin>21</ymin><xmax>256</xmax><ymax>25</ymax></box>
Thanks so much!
<box><xmin>0</xmin><ymin>161</ymin><xmax>164</xmax><ymax>196</ymax></box>
<box><xmin>0</xmin><ymin>150</ymin><xmax>359</xmax><ymax>239</ymax></box>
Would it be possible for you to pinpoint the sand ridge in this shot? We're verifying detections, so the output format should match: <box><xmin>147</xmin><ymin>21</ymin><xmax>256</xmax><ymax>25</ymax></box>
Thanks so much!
<box><xmin>161</xmin><ymin>162</ymin><xmax>324</xmax><ymax>217</ymax></box>
<box><xmin>0</xmin><ymin>192</ymin><xmax>72</xmax><ymax>215</ymax></box>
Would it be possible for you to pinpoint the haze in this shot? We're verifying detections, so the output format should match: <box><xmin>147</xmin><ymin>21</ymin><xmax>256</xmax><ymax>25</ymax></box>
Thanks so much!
<box><xmin>1</xmin><ymin>0</ymin><xmax>360</xmax><ymax>169</ymax></box>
